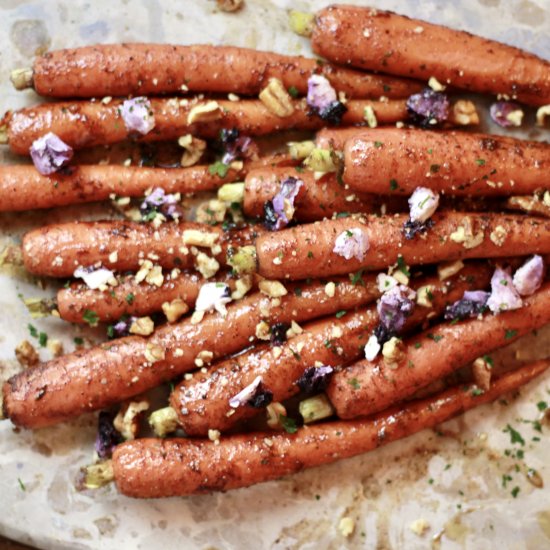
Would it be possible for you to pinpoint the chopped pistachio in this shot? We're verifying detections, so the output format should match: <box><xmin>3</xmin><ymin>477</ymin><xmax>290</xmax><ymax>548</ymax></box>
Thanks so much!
<box><xmin>288</xmin><ymin>140</ymin><xmax>316</xmax><ymax>159</ymax></box>
<box><xmin>217</xmin><ymin>182</ymin><xmax>245</xmax><ymax>204</ymax></box>
<box><xmin>299</xmin><ymin>394</ymin><xmax>334</xmax><ymax>423</ymax></box>
<box><xmin>259</xmin><ymin>279</ymin><xmax>288</xmax><ymax>298</ymax></box>
<box><xmin>82</xmin><ymin>460</ymin><xmax>114</xmax><ymax>489</ymax></box>
<box><xmin>145</xmin><ymin>343</ymin><xmax>165</xmax><ymax>363</ymax></box>
<box><xmin>304</xmin><ymin>147</ymin><xmax>341</xmax><ymax>173</ymax></box>
<box><xmin>148</xmin><ymin>406</ymin><xmax>179</xmax><ymax>437</ymax></box>
<box><xmin>288</xmin><ymin>10</ymin><xmax>315</xmax><ymax>37</ymax></box>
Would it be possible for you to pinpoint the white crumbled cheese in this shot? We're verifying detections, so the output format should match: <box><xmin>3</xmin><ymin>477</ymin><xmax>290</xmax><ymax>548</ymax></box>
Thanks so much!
<box><xmin>338</xmin><ymin>517</ymin><xmax>355</xmax><ymax>537</ymax></box>
<box><xmin>259</xmin><ymin>280</ymin><xmax>288</xmax><ymax>298</ymax></box>
<box><xmin>408</xmin><ymin>187</ymin><xmax>440</xmax><ymax>223</ymax></box>
<box><xmin>325</xmin><ymin>281</ymin><xmax>336</xmax><ymax>297</ymax></box>
<box><xmin>195</xmin><ymin>282</ymin><xmax>232</xmax><ymax>316</ymax></box>
<box><xmin>413</xmin><ymin>25</ymin><xmax>424</xmax><ymax>33</ymax></box>
<box><xmin>174</xmin><ymin>348</ymin><xmax>184</xmax><ymax>357</ymax></box>
<box><xmin>108</xmin><ymin>251</ymin><xmax>118</xmax><ymax>263</ymax></box>
<box><xmin>333</xmin><ymin>228</ymin><xmax>369</xmax><ymax>261</ymax></box>
<box><xmin>438</xmin><ymin>260</ymin><xmax>464</xmax><ymax>280</ymax></box>
<box><xmin>73</xmin><ymin>266</ymin><xmax>115</xmax><ymax>290</ymax></box>
<box><xmin>331</xmin><ymin>325</ymin><xmax>343</xmax><ymax>339</ymax></box>
<box><xmin>364</xmin><ymin>334</ymin><xmax>381</xmax><ymax>361</ymax></box>
<box><xmin>229</xmin><ymin>376</ymin><xmax>263</xmax><ymax>408</ymax></box>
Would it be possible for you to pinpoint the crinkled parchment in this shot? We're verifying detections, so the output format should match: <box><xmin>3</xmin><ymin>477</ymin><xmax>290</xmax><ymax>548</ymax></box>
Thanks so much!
<box><xmin>0</xmin><ymin>1</ymin><xmax>549</xmax><ymax>549</ymax></box>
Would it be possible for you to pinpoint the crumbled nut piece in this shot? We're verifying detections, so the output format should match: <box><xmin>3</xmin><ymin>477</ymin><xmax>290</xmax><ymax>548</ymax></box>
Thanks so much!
<box><xmin>228</xmin><ymin>245</ymin><xmax>257</xmax><ymax>275</ymax></box>
<box><xmin>392</xmin><ymin>270</ymin><xmax>409</xmax><ymax>286</ymax></box>
<box><xmin>145</xmin><ymin>343</ymin><xmax>165</xmax><ymax>362</ymax></box>
<box><xmin>363</xmin><ymin>105</ymin><xmax>378</xmax><ymax>128</ymax></box>
<box><xmin>472</xmin><ymin>357</ymin><xmax>492</xmax><ymax>391</ymax></box>
<box><xmin>195</xmin><ymin>350</ymin><xmax>214</xmax><ymax>367</ymax></box>
<box><xmin>286</xmin><ymin>320</ymin><xmax>303</xmax><ymax>339</ymax></box>
<box><xmin>451</xmin><ymin>100</ymin><xmax>479</xmax><ymax>126</ymax></box>
<box><xmin>187</xmin><ymin>100</ymin><xmax>222</xmax><ymax>124</ymax></box>
<box><xmin>195</xmin><ymin>199</ymin><xmax>227</xmax><ymax>224</ymax></box>
<box><xmin>416</xmin><ymin>285</ymin><xmax>435</xmax><ymax>308</ymax></box>
<box><xmin>195</xmin><ymin>252</ymin><xmax>220</xmax><ymax>279</ymax></box>
<box><xmin>162</xmin><ymin>299</ymin><xmax>189</xmax><ymax>323</ymax></box>
<box><xmin>216</xmin><ymin>0</ymin><xmax>243</xmax><ymax>12</ymax></box>
<box><xmin>505</xmin><ymin>109</ymin><xmax>524</xmax><ymax>127</ymax></box>
<box><xmin>428</xmin><ymin>76</ymin><xmax>446</xmax><ymax>92</ymax></box>
<box><xmin>47</xmin><ymin>339</ymin><xmax>64</xmax><ymax>357</ymax></box>
<box><xmin>382</xmin><ymin>337</ymin><xmax>405</xmax><ymax>369</ymax></box>
<box><xmin>178</xmin><ymin>134</ymin><xmax>207</xmax><ymax>167</ymax></box>
<box><xmin>259</xmin><ymin>78</ymin><xmax>295</xmax><ymax>117</ymax></box>
<box><xmin>130</xmin><ymin>316</ymin><xmax>155</xmax><ymax>336</ymax></box>
<box><xmin>449</xmin><ymin>217</ymin><xmax>484</xmax><ymax>249</ymax></box>
<box><xmin>272</xmin><ymin>346</ymin><xmax>282</xmax><ymax>359</ymax></box>
<box><xmin>15</xmin><ymin>340</ymin><xmax>39</xmax><ymax>368</ymax></box>
<box><xmin>191</xmin><ymin>311</ymin><xmax>205</xmax><ymax>324</ymax></box>
<box><xmin>174</xmin><ymin>348</ymin><xmax>184</xmax><ymax>357</ymax></box>
<box><xmin>135</xmin><ymin>260</ymin><xmax>153</xmax><ymax>284</ymax></box>
<box><xmin>108</xmin><ymin>251</ymin><xmax>118</xmax><ymax>263</ymax></box>
<box><xmin>259</xmin><ymin>280</ymin><xmax>288</xmax><ymax>298</ymax></box>
<box><xmin>114</xmin><ymin>400</ymin><xmax>149</xmax><ymax>440</ymax></box>
<box><xmin>489</xmin><ymin>225</ymin><xmax>508</xmax><ymax>247</ymax></box>
<box><xmin>255</xmin><ymin>320</ymin><xmax>271</xmax><ymax>340</ymax></box>
<box><xmin>208</xmin><ymin>429</ymin><xmax>221</xmax><ymax>443</ymax></box>
<box><xmin>228</xmin><ymin>93</ymin><xmax>240</xmax><ymax>101</ymax></box>
<box><xmin>410</xmin><ymin>518</ymin><xmax>429</xmax><ymax>536</ymax></box>
<box><xmin>438</xmin><ymin>260</ymin><xmax>464</xmax><ymax>280</ymax></box>
<box><xmin>536</xmin><ymin>105</ymin><xmax>550</xmax><ymax>127</ymax></box>
<box><xmin>182</xmin><ymin>229</ymin><xmax>219</xmax><ymax>248</ymax></box>
<box><xmin>232</xmin><ymin>275</ymin><xmax>254</xmax><ymax>300</ymax></box>
<box><xmin>413</xmin><ymin>25</ymin><xmax>424</xmax><ymax>33</ymax></box>
<box><xmin>266</xmin><ymin>402</ymin><xmax>287</xmax><ymax>429</ymax></box>
<box><xmin>325</xmin><ymin>281</ymin><xmax>336</xmax><ymax>297</ymax></box>
<box><xmin>145</xmin><ymin>265</ymin><xmax>164</xmax><ymax>287</ymax></box>
<box><xmin>338</xmin><ymin>517</ymin><xmax>355</xmax><ymax>537</ymax></box>
<box><xmin>332</xmin><ymin>325</ymin><xmax>343</xmax><ymax>339</ymax></box>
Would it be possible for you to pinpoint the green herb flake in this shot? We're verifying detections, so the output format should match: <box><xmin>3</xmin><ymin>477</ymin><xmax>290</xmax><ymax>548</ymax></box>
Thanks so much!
<box><xmin>279</xmin><ymin>414</ymin><xmax>298</xmax><ymax>434</ymax></box>
<box><xmin>348</xmin><ymin>377</ymin><xmax>360</xmax><ymax>390</ymax></box>
<box><xmin>482</xmin><ymin>355</ymin><xmax>494</xmax><ymax>367</ymax></box>
<box><xmin>414</xmin><ymin>342</ymin><xmax>422</xmax><ymax>349</ymax></box>
<box><xmin>28</xmin><ymin>324</ymin><xmax>38</xmax><ymax>338</ymax></box>
<box><xmin>38</xmin><ymin>332</ymin><xmax>48</xmax><ymax>347</ymax></box>
<box><xmin>307</xmin><ymin>251</ymin><xmax>314</xmax><ymax>259</ymax></box>
<box><xmin>536</xmin><ymin>401</ymin><xmax>548</xmax><ymax>411</ymax></box>
<box><xmin>125</xmin><ymin>292</ymin><xmax>135</xmax><ymax>305</ymax></box>
<box><xmin>504</xmin><ymin>424</ymin><xmax>525</xmax><ymax>446</ymax></box>
<box><xmin>294</xmin><ymin>287</ymin><xmax>302</xmax><ymax>297</ymax></box>
<box><xmin>427</xmin><ymin>333</ymin><xmax>443</xmax><ymax>343</ymax></box>
<box><xmin>335</xmin><ymin>310</ymin><xmax>347</xmax><ymax>319</ymax></box>
<box><xmin>396</xmin><ymin>255</ymin><xmax>410</xmax><ymax>277</ymax></box>
<box><xmin>17</xmin><ymin>478</ymin><xmax>26</xmax><ymax>491</ymax></box>
<box><xmin>208</xmin><ymin>161</ymin><xmax>230</xmax><ymax>178</ymax></box>
<box><xmin>288</xmin><ymin>86</ymin><xmax>299</xmax><ymax>98</ymax></box>
<box><xmin>476</xmin><ymin>159</ymin><xmax>486</xmax><ymax>166</ymax></box>
<box><xmin>444</xmin><ymin>463</ymin><xmax>451</xmax><ymax>471</ymax></box>
<box><xmin>73</xmin><ymin>337</ymin><xmax>84</xmax><ymax>346</ymax></box>
<box><xmin>511</xmin><ymin>486</ymin><xmax>520</xmax><ymax>498</ymax></box>
<box><xmin>374</xmin><ymin>141</ymin><xmax>383</xmax><ymax>148</ymax></box>
<box><xmin>83</xmin><ymin>309</ymin><xmax>99</xmax><ymax>327</ymax></box>
<box><xmin>335</xmin><ymin>212</ymin><xmax>350</xmax><ymax>219</ymax></box>
<box><xmin>350</xmin><ymin>268</ymin><xmax>365</xmax><ymax>286</ymax></box>
<box><xmin>389</xmin><ymin>178</ymin><xmax>398</xmax><ymax>191</ymax></box>
<box><xmin>505</xmin><ymin>329</ymin><xmax>518</xmax><ymax>340</ymax></box>
<box><xmin>471</xmin><ymin>387</ymin><xmax>484</xmax><ymax>397</ymax></box>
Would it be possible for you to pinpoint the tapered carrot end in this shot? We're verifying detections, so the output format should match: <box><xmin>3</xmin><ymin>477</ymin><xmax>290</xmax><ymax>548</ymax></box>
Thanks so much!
<box><xmin>10</xmin><ymin>68</ymin><xmax>33</xmax><ymax>91</ymax></box>
<box><xmin>289</xmin><ymin>10</ymin><xmax>315</xmax><ymax>37</ymax></box>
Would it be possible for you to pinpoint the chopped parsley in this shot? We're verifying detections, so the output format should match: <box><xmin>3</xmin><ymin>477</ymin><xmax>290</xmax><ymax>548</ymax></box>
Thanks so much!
<box><xmin>504</xmin><ymin>424</ymin><xmax>525</xmax><ymax>446</ymax></box>
<box><xmin>17</xmin><ymin>478</ymin><xmax>26</xmax><ymax>491</ymax></box>
<box><xmin>396</xmin><ymin>255</ymin><xmax>410</xmax><ymax>277</ymax></box>
<box><xmin>288</xmin><ymin>86</ymin><xmax>299</xmax><ymax>98</ymax></box>
<box><xmin>279</xmin><ymin>414</ymin><xmax>298</xmax><ymax>434</ymax></box>
<box><xmin>505</xmin><ymin>329</ymin><xmax>518</xmax><ymax>340</ymax></box>
<box><xmin>335</xmin><ymin>310</ymin><xmax>347</xmax><ymax>318</ymax></box>
<box><xmin>83</xmin><ymin>309</ymin><xmax>99</xmax><ymax>327</ymax></box>
<box><xmin>389</xmin><ymin>178</ymin><xmax>398</xmax><ymax>191</ymax></box>
<box><xmin>427</xmin><ymin>333</ymin><xmax>443</xmax><ymax>343</ymax></box>
<box><xmin>294</xmin><ymin>287</ymin><xmax>302</xmax><ymax>297</ymax></box>
<box><xmin>510</xmin><ymin>487</ymin><xmax>520</xmax><ymax>498</ymax></box>
<box><xmin>350</xmin><ymin>268</ymin><xmax>365</xmax><ymax>286</ymax></box>
<box><xmin>537</xmin><ymin>401</ymin><xmax>548</xmax><ymax>411</ymax></box>
<box><xmin>38</xmin><ymin>332</ymin><xmax>48</xmax><ymax>347</ymax></box>
<box><xmin>73</xmin><ymin>337</ymin><xmax>84</xmax><ymax>346</ymax></box>
<box><xmin>208</xmin><ymin>161</ymin><xmax>230</xmax><ymax>178</ymax></box>
<box><xmin>125</xmin><ymin>292</ymin><xmax>135</xmax><ymax>305</ymax></box>
<box><xmin>471</xmin><ymin>387</ymin><xmax>484</xmax><ymax>397</ymax></box>
<box><xmin>482</xmin><ymin>355</ymin><xmax>494</xmax><ymax>367</ymax></box>
<box><xmin>28</xmin><ymin>324</ymin><xmax>38</xmax><ymax>338</ymax></box>
<box><xmin>374</xmin><ymin>141</ymin><xmax>383</xmax><ymax>148</ymax></box>
<box><xmin>307</xmin><ymin>251</ymin><xmax>314</xmax><ymax>259</ymax></box>
<box><xmin>348</xmin><ymin>377</ymin><xmax>360</xmax><ymax>390</ymax></box>
<box><xmin>476</xmin><ymin>159</ymin><xmax>486</xmax><ymax>166</ymax></box>
<box><xmin>335</xmin><ymin>212</ymin><xmax>351</xmax><ymax>218</ymax></box>
<box><xmin>414</xmin><ymin>342</ymin><xmax>422</xmax><ymax>349</ymax></box>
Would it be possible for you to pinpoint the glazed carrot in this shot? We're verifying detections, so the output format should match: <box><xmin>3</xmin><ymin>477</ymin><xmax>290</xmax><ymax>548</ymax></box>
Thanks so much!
<box><xmin>315</xmin><ymin>127</ymin><xmax>367</xmax><ymax>151</ymax></box>
<box><xmin>311</xmin><ymin>5</ymin><xmax>550</xmax><ymax>106</ymax></box>
<box><xmin>328</xmin><ymin>283</ymin><xmax>550</xmax><ymax>419</ymax></box>
<box><xmin>2</xmin><ymin>97</ymin><xmax>408</xmax><ymax>155</ymax></box>
<box><xmin>13</xmin><ymin>44</ymin><xmax>422</xmax><ymax>99</ymax></box>
<box><xmin>171</xmin><ymin>264</ymin><xmax>491</xmax><ymax>435</ymax></box>
<box><xmin>112</xmin><ymin>360</ymin><xmax>549</xmax><ymax>497</ymax></box>
<box><xmin>256</xmin><ymin>213</ymin><xmax>550</xmax><ymax>280</ymax></box>
<box><xmin>242</xmin><ymin>167</ymin><xmax>377</xmax><ymax>221</ymax></box>
<box><xmin>21</xmin><ymin>221</ymin><xmax>262</xmax><ymax>278</ymax></box>
<box><xmin>343</xmin><ymin>129</ymin><xmax>550</xmax><ymax>197</ymax></box>
<box><xmin>2</xmin><ymin>277</ymin><xmax>382</xmax><ymax>428</ymax></box>
<box><xmin>0</xmin><ymin>155</ymin><xmax>292</xmax><ymax>212</ymax></box>
<box><xmin>57</xmin><ymin>271</ymin><xmax>235</xmax><ymax>324</ymax></box>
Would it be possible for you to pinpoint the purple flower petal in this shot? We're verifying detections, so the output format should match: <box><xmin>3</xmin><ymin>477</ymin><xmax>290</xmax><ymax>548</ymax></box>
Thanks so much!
<box><xmin>486</xmin><ymin>267</ymin><xmax>523</xmax><ymax>314</ymax></box>
<box><xmin>408</xmin><ymin>187</ymin><xmax>440</xmax><ymax>223</ymax></box>
<box><xmin>120</xmin><ymin>97</ymin><xmax>155</xmax><ymax>135</ymax></box>
<box><xmin>377</xmin><ymin>284</ymin><xmax>416</xmax><ymax>333</ymax></box>
<box><xmin>489</xmin><ymin>101</ymin><xmax>524</xmax><ymax>128</ymax></box>
<box><xmin>264</xmin><ymin>176</ymin><xmax>304</xmax><ymax>231</ymax></box>
<box><xmin>513</xmin><ymin>255</ymin><xmax>544</xmax><ymax>296</ymax></box>
<box><xmin>110</xmin><ymin>316</ymin><xmax>138</xmax><ymax>338</ymax></box>
<box><xmin>94</xmin><ymin>411</ymin><xmax>121</xmax><ymax>459</ymax></box>
<box><xmin>296</xmin><ymin>365</ymin><xmax>334</xmax><ymax>394</ymax></box>
<box><xmin>140</xmin><ymin>187</ymin><xmax>182</xmax><ymax>220</ymax></box>
<box><xmin>444</xmin><ymin>290</ymin><xmax>489</xmax><ymax>320</ymax></box>
<box><xmin>30</xmin><ymin>132</ymin><xmax>73</xmax><ymax>175</ymax></box>
<box><xmin>74</xmin><ymin>265</ymin><xmax>115</xmax><ymax>290</ymax></box>
<box><xmin>219</xmin><ymin>128</ymin><xmax>254</xmax><ymax>164</ymax></box>
<box><xmin>406</xmin><ymin>88</ymin><xmax>450</xmax><ymax>128</ymax></box>
<box><xmin>333</xmin><ymin>228</ymin><xmax>369</xmax><ymax>261</ymax></box>
<box><xmin>229</xmin><ymin>376</ymin><xmax>263</xmax><ymax>408</ymax></box>
<box><xmin>307</xmin><ymin>74</ymin><xmax>337</xmax><ymax>112</ymax></box>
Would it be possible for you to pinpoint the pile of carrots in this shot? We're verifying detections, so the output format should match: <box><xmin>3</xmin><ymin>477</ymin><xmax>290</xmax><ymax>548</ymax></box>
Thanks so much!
<box><xmin>1</xmin><ymin>4</ymin><xmax>550</xmax><ymax>499</ymax></box>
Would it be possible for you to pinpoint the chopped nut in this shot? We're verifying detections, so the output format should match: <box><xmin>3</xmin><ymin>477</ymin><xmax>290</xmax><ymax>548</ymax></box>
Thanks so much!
<box><xmin>182</xmin><ymin>229</ymin><xmax>219</xmax><ymax>248</ymax></box>
<box><xmin>145</xmin><ymin>265</ymin><xmax>164</xmax><ymax>287</ymax></box>
<box><xmin>331</xmin><ymin>325</ymin><xmax>343</xmax><ymax>339</ymax></box>
<box><xmin>228</xmin><ymin>245</ymin><xmax>257</xmax><ymax>275</ymax></box>
<box><xmin>174</xmin><ymin>348</ymin><xmax>184</xmax><ymax>357</ymax></box>
<box><xmin>410</xmin><ymin>518</ymin><xmax>429</xmax><ymax>536</ymax></box>
<box><xmin>489</xmin><ymin>225</ymin><xmax>508</xmax><ymax>247</ymax></box>
<box><xmin>392</xmin><ymin>270</ymin><xmax>409</xmax><ymax>286</ymax></box>
<box><xmin>130</xmin><ymin>316</ymin><xmax>155</xmax><ymax>336</ymax></box>
<box><xmin>472</xmin><ymin>356</ymin><xmax>492</xmax><ymax>391</ymax></box>
<box><xmin>449</xmin><ymin>217</ymin><xmax>484</xmax><ymax>249</ymax></box>
<box><xmin>178</xmin><ymin>134</ymin><xmax>207</xmax><ymax>167</ymax></box>
<box><xmin>255</xmin><ymin>320</ymin><xmax>271</xmax><ymax>340</ymax></box>
<box><xmin>208</xmin><ymin>429</ymin><xmax>221</xmax><ymax>443</ymax></box>
<box><xmin>272</xmin><ymin>346</ymin><xmax>283</xmax><ymax>359</ymax></box>
<box><xmin>324</xmin><ymin>281</ymin><xmax>336</xmax><ymax>297</ymax></box>
<box><xmin>428</xmin><ymin>76</ymin><xmax>446</xmax><ymax>92</ymax></box>
<box><xmin>259</xmin><ymin>77</ymin><xmax>295</xmax><ymax>117</ymax></box>
<box><xmin>304</xmin><ymin>147</ymin><xmax>341</xmax><ymax>173</ymax></box>
<box><xmin>108</xmin><ymin>251</ymin><xmax>118</xmax><ymax>263</ymax></box>
<box><xmin>288</xmin><ymin>10</ymin><xmax>315</xmax><ymax>37</ymax></box>
<box><xmin>135</xmin><ymin>260</ymin><xmax>153</xmax><ymax>284</ymax></box>
<box><xmin>47</xmin><ymin>339</ymin><xmax>64</xmax><ymax>357</ymax></box>
<box><xmin>232</xmin><ymin>275</ymin><xmax>254</xmax><ymax>300</ymax></box>
<box><xmin>363</xmin><ymin>105</ymin><xmax>378</xmax><ymax>128</ymax></box>
<box><xmin>145</xmin><ymin>343</ymin><xmax>165</xmax><ymax>363</ymax></box>
<box><xmin>416</xmin><ymin>285</ymin><xmax>435</xmax><ymax>308</ymax></box>
<box><xmin>382</xmin><ymin>337</ymin><xmax>405</xmax><ymax>369</ymax></box>
<box><xmin>218</xmin><ymin>182</ymin><xmax>245</xmax><ymax>204</ymax></box>
<box><xmin>451</xmin><ymin>99</ymin><xmax>479</xmax><ymax>126</ymax></box>
<box><xmin>259</xmin><ymin>279</ymin><xmax>287</xmax><ymax>298</ymax></box>
<box><xmin>148</xmin><ymin>407</ymin><xmax>179</xmax><ymax>437</ymax></box>
<box><xmin>338</xmin><ymin>517</ymin><xmax>355</xmax><ymax>538</ymax></box>
<box><xmin>195</xmin><ymin>252</ymin><xmax>220</xmax><ymax>279</ymax></box>
<box><xmin>15</xmin><ymin>340</ymin><xmax>39</xmax><ymax>368</ymax></box>
<box><xmin>195</xmin><ymin>350</ymin><xmax>214</xmax><ymax>367</ymax></box>
<box><xmin>536</xmin><ymin>105</ymin><xmax>550</xmax><ymax>127</ymax></box>
<box><xmin>266</xmin><ymin>402</ymin><xmax>287</xmax><ymax>429</ymax></box>
<box><xmin>114</xmin><ymin>400</ymin><xmax>149</xmax><ymax>440</ymax></box>
<box><xmin>438</xmin><ymin>260</ymin><xmax>464</xmax><ymax>280</ymax></box>
<box><xmin>187</xmin><ymin>100</ymin><xmax>222</xmax><ymax>124</ymax></box>
<box><xmin>162</xmin><ymin>299</ymin><xmax>189</xmax><ymax>323</ymax></box>
<box><xmin>228</xmin><ymin>92</ymin><xmax>240</xmax><ymax>101</ymax></box>
<box><xmin>505</xmin><ymin>109</ymin><xmax>524</xmax><ymax>127</ymax></box>
<box><xmin>286</xmin><ymin>320</ymin><xmax>303</xmax><ymax>339</ymax></box>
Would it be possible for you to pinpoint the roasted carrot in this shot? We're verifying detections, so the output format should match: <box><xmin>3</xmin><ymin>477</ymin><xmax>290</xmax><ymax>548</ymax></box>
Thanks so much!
<box><xmin>21</xmin><ymin>221</ymin><xmax>262</xmax><ymax>278</ymax></box>
<box><xmin>328</xmin><ymin>283</ymin><xmax>550</xmax><ymax>419</ymax></box>
<box><xmin>343</xmin><ymin>129</ymin><xmax>550</xmax><ymax>197</ymax></box>
<box><xmin>242</xmin><ymin>167</ymin><xmax>376</xmax><ymax>221</ymax></box>
<box><xmin>311</xmin><ymin>5</ymin><xmax>550</xmax><ymax>106</ymax></box>
<box><xmin>256</xmin><ymin>213</ymin><xmax>550</xmax><ymax>280</ymax></box>
<box><xmin>2</xmin><ymin>98</ymin><xmax>408</xmax><ymax>155</ymax></box>
<box><xmin>2</xmin><ymin>277</ymin><xmax>381</xmax><ymax>429</ymax></box>
<box><xmin>171</xmin><ymin>264</ymin><xmax>491</xmax><ymax>435</ymax></box>
<box><xmin>13</xmin><ymin>44</ymin><xmax>422</xmax><ymax>99</ymax></box>
<box><xmin>57</xmin><ymin>271</ymin><xmax>235</xmax><ymax>324</ymax></box>
<box><xmin>112</xmin><ymin>360</ymin><xmax>549</xmax><ymax>497</ymax></box>
<box><xmin>0</xmin><ymin>155</ymin><xmax>292</xmax><ymax>212</ymax></box>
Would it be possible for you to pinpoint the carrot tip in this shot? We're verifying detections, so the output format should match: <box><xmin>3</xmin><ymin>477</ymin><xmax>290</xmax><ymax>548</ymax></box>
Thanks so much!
<box><xmin>10</xmin><ymin>68</ymin><xmax>33</xmax><ymax>91</ymax></box>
